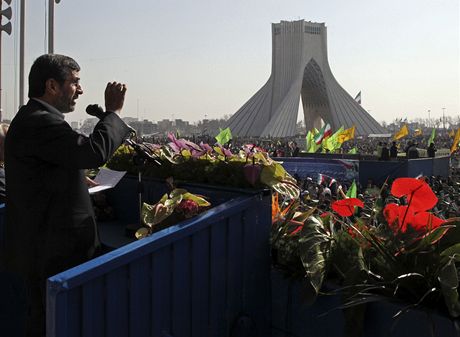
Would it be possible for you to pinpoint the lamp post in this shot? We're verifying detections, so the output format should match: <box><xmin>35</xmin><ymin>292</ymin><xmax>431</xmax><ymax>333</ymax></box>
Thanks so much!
<box><xmin>18</xmin><ymin>0</ymin><xmax>25</xmax><ymax>108</ymax></box>
<box><xmin>442</xmin><ymin>107</ymin><xmax>446</xmax><ymax>130</ymax></box>
<box><xmin>428</xmin><ymin>109</ymin><xmax>431</xmax><ymax>128</ymax></box>
<box><xmin>0</xmin><ymin>0</ymin><xmax>12</xmax><ymax>121</ymax></box>
<box><xmin>48</xmin><ymin>0</ymin><xmax>61</xmax><ymax>54</ymax></box>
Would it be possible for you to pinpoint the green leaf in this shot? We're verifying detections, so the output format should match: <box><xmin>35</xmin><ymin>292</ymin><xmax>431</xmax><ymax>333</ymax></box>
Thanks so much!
<box><xmin>297</xmin><ymin>216</ymin><xmax>334</xmax><ymax>298</ymax></box>
<box><xmin>182</xmin><ymin>192</ymin><xmax>211</xmax><ymax>207</ymax></box>
<box><xmin>135</xmin><ymin>227</ymin><xmax>150</xmax><ymax>240</ymax></box>
<box><xmin>141</xmin><ymin>201</ymin><xmax>175</xmax><ymax>227</ymax></box>
<box><xmin>170</xmin><ymin>188</ymin><xmax>188</xmax><ymax>198</ymax></box>
<box><xmin>438</xmin><ymin>258</ymin><xmax>460</xmax><ymax>317</ymax></box>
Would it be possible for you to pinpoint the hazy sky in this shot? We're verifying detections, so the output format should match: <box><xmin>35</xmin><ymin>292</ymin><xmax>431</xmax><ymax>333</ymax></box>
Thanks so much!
<box><xmin>1</xmin><ymin>0</ymin><xmax>459</xmax><ymax>126</ymax></box>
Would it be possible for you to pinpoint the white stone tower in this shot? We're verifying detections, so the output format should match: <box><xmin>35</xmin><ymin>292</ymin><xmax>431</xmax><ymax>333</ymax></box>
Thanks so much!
<box><xmin>226</xmin><ymin>20</ymin><xmax>385</xmax><ymax>137</ymax></box>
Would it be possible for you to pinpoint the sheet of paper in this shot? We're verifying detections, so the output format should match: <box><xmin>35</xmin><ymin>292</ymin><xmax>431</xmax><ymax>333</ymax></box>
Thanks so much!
<box><xmin>88</xmin><ymin>168</ymin><xmax>126</xmax><ymax>194</ymax></box>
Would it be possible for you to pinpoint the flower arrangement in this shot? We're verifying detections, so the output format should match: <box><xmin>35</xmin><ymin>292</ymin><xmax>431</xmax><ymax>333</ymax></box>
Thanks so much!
<box><xmin>106</xmin><ymin>133</ymin><xmax>300</xmax><ymax>199</ymax></box>
<box><xmin>135</xmin><ymin>187</ymin><xmax>211</xmax><ymax>239</ymax></box>
<box><xmin>271</xmin><ymin>177</ymin><xmax>460</xmax><ymax>320</ymax></box>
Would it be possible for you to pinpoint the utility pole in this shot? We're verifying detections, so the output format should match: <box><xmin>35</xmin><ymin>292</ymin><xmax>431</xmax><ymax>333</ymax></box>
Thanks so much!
<box><xmin>48</xmin><ymin>0</ymin><xmax>61</xmax><ymax>53</ymax></box>
<box><xmin>19</xmin><ymin>0</ymin><xmax>25</xmax><ymax>108</ymax></box>
<box><xmin>442</xmin><ymin>108</ymin><xmax>446</xmax><ymax>130</ymax></box>
<box><xmin>0</xmin><ymin>0</ymin><xmax>12</xmax><ymax>121</ymax></box>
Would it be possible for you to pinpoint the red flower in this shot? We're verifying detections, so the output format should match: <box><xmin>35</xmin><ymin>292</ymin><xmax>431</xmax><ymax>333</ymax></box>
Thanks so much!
<box><xmin>176</xmin><ymin>199</ymin><xmax>200</xmax><ymax>218</ymax></box>
<box><xmin>383</xmin><ymin>203</ymin><xmax>445</xmax><ymax>233</ymax></box>
<box><xmin>411</xmin><ymin>212</ymin><xmax>445</xmax><ymax>231</ymax></box>
<box><xmin>383</xmin><ymin>203</ymin><xmax>415</xmax><ymax>233</ymax></box>
<box><xmin>391</xmin><ymin>178</ymin><xmax>437</xmax><ymax>212</ymax></box>
<box><xmin>332</xmin><ymin>198</ymin><xmax>364</xmax><ymax>217</ymax></box>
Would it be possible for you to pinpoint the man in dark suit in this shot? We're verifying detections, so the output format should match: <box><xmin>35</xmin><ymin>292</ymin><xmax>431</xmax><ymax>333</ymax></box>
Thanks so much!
<box><xmin>1</xmin><ymin>54</ymin><xmax>132</xmax><ymax>336</ymax></box>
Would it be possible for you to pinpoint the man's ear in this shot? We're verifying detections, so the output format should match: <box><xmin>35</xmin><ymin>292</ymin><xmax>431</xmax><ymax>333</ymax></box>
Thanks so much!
<box><xmin>45</xmin><ymin>78</ymin><xmax>60</xmax><ymax>95</ymax></box>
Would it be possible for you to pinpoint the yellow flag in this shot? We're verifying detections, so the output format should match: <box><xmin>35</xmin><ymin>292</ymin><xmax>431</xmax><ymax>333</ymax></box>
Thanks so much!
<box><xmin>413</xmin><ymin>128</ymin><xmax>422</xmax><ymax>137</ymax></box>
<box><xmin>450</xmin><ymin>129</ymin><xmax>460</xmax><ymax>154</ymax></box>
<box><xmin>338</xmin><ymin>125</ymin><xmax>356</xmax><ymax>143</ymax></box>
<box><xmin>449</xmin><ymin>129</ymin><xmax>455</xmax><ymax>138</ymax></box>
<box><xmin>393</xmin><ymin>124</ymin><xmax>409</xmax><ymax>140</ymax></box>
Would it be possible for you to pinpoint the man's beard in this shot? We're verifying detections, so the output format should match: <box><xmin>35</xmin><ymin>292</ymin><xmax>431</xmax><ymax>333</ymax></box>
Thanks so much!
<box><xmin>54</xmin><ymin>96</ymin><xmax>76</xmax><ymax>113</ymax></box>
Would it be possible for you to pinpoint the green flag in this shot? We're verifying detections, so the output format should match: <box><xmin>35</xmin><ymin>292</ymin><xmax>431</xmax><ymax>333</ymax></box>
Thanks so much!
<box><xmin>427</xmin><ymin>128</ymin><xmax>436</xmax><ymax>146</ymax></box>
<box><xmin>346</xmin><ymin>180</ymin><xmax>357</xmax><ymax>198</ymax></box>
<box><xmin>348</xmin><ymin>147</ymin><xmax>358</xmax><ymax>154</ymax></box>
<box><xmin>215</xmin><ymin>127</ymin><xmax>232</xmax><ymax>145</ymax></box>
<box><xmin>306</xmin><ymin>130</ymin><xmax>320</xmax><ymax>153</ymax></box>
<box><xmin>325</xmin><ymin>126</ymin><xmax>344</xmax><ymax>152</ymax></box>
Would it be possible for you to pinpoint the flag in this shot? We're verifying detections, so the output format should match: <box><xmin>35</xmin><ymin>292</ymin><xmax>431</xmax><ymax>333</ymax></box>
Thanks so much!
<box><xmin>314</xmin><ymin>123</ymin><xmax>332</xmax><ymax>145</ymax></box>
<box><xmin>338</xmin><ymin>125</ymin><xmax>356</xmax><ymax>143</ymax></box>
<box><xmin>449</xmin><ymin>129</ymin><xmax>455</xmax><ymax>138</ymax></box>
<box><xmin>318</xmin><ymin>173</ymin><xmax>336</xmax><ymax>187</ymax></box>
<box><xmin>306</xmin><ymin>131</ymin><xmax>319</xmax><ymax>153</ymax></box>
<box><xmin>215</xmin><ymin>127</ymin><xmax>232</xmax><ymax>145</ymax></box>
<box><xmin>348</xmin><ymin>147</ymin><xmax>358</xmax><ymax>154</ymax></box>
<box><xmin>450</xmin><ymin>129</ymin><xmax>460</xmax><ymax>154</ymax></box>
<box><xmin>325</xmin><ymin>126</ymin><xmax>344</xmax><ymax>152</ymax></box>
<box><xmin>393</xmin><ymin>124</ymin><xmax>409</xmax><ymax>140</ymax></box>
<box><xmin>354</xmin><ymin>91</ymin><xmax>361</xmax><ymax>104</ymax></box>
<box><xmin>427</xmin><ymin>128</ymin><xmax>436</xmax><ymax>145</ymax></box>
<box><xmin>413</xmin><ymin>128</ymin><xmax>422</xmax><ymax>137</ymax></box>
<box><xmin>346</xmin><ymin>180</ymin><xmax>357</xmax><ymax>198</ymax></box>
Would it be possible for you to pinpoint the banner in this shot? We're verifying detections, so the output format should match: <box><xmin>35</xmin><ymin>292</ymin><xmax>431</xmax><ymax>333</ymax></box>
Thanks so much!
<box><xmin>215</xmin><ymin>127</ymin><xmax>232</xmax><ymax>145</ymax></box>
<box><xmin>393</xmin><ymin>124</ymin><xmax>409</xmax><ymax>140</ymax></box>
<box><xmin>338</xmin><ymin>125</ymin><xmax>356</xmax><ymax>143</ymax></box>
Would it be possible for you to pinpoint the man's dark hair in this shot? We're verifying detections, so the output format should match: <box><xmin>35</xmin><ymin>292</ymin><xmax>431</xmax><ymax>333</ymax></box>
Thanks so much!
<box><xmin>28</xmin><ymin>54</ymin><xmax>80</xmax><ymax>98</ymax></box>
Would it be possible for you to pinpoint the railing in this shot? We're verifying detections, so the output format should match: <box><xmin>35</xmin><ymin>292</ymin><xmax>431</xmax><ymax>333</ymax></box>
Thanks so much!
<box><xmin>47</xmin><ymin>179</ymin><xmax>271</xmax><ymax>337</ymax></box>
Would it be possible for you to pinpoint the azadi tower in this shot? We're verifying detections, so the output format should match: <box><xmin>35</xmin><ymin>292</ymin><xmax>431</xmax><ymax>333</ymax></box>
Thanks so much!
<box><xmin>226</xmin><ymin>20</ymin><xmax>385</xmax><ymax>137</ymax></box>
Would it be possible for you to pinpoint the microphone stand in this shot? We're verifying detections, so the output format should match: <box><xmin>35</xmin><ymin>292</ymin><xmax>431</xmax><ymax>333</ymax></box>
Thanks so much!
<box><xmin>124</xmin><ymin>137</ymin><xmax>162</xmax><ymax>236</ymax></box>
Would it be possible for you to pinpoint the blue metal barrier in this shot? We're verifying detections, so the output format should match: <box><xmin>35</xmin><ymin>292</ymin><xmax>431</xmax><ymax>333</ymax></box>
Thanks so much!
<box><xmin>0</xmin><ymin>203</ymin><xmax>5</xmax><ymax>249</ymax></box>
<box><xmin>47</xmin><ymin>179</ymin><xmax>271</xmax><ymax>337</ymax></box>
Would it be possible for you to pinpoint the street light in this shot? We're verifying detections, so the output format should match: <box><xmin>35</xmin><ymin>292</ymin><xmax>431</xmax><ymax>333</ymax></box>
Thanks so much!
<box><xmin>442</xmin><ymin>108</ymin><xmax>446</xmax><ymax>130</ymax></box>
<box><xmin>1</xmin><ymin>0</ymin><xmax>12</xmax><ymax>121</ymax></box>
<box><xmin>48</xmin><ymin>0</ymin><xmax>61</xmax><ymax>53</ymax></box>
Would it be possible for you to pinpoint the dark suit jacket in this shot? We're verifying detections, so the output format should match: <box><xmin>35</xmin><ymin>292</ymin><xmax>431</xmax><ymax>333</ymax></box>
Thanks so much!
<box><xmin>2</xmin><ymin>99</ymin><xmax>131</xmax><ymax>280</ymax></box>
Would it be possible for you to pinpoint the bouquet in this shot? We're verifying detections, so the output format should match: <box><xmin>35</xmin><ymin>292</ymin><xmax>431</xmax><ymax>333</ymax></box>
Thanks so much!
<box><xmin>106</xmin><ymin>133</ymin><xmax>300</xmax><ymax>200</ymax></box>
<box><xmin>271</xmin><ymin>177</ymin><xmax>460</xmax><ymax>319</ymax></box>
<box><xmin>135</xmin><ymin>187</ymin><xmax>211</xmax><ymax>239</ymax></box>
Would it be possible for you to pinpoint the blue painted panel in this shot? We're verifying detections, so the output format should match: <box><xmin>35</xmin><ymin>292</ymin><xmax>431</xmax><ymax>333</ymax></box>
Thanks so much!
<box><xmin>279</xmin><ymin>157</ymin><xmax>359</xmax><ymax>182</ymax></box>
<box><xmin>359</xmin><ymin>160</ymin><xmax>408</xmax><ymax>186</ymax></box>
<box><xmin>82</xmin><ymin>277</ymin><xmax>105</xmax><ymax>337</ymax></box>
<box><xmin>0</xmin><ymin>203</ymin><xmax>6</xmax><ymax>249</ymax></box>
<box><xmin>190</xmin><ymin>229</ymin><xmax>210</xmax><ymax>337</ymax></box>
<box><xmin>66</xmin><ymin>288</ymin><xmax>82</xmax><ymax>337</ymax></box>
<box><xmin>226</xmin><ymin>213</ymin><xmax>244</xmax><ymax>328</ymax></box>
<box><xmin>433</xmin><ymin>156</ymin><xmax>450</xmax><ymax>177</ymax></box>
<box><xmin>171</xmin><ymin>237</ymin><xmax>192</xmax><ymax>337</ymax></box>
<box><xmin>407</xmin><ymin>158</ymin><xmax>434</xmax><ymax>178</ymax></box>
<box><xmin>151</xmin><ymin>246</ymin><xmax>172</xmax><ymax>337</ymax></box>
<box><xmin>129</xmin><ymin>256</ymin><xmax>151</xmax><ymax>337</ymax></box>
<box><xmin>209</xmin><ymin>220</ymin><xmax>228</xmax><ymax>336</ymax></box>
<box><xmin>105</xmin><ymin>267</ymin><xmax>129</xmax><ymax>337</ymax></box>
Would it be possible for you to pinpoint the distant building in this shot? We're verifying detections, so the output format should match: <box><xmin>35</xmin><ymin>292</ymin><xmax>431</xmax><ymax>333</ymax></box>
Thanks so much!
<box><xmin>128</xmin><ymin>119</ymin><xmax>157</xmax><ymax>137</ymax></box>
<box><xmin>157</xmin><ymin>119</ymin><xmax>173</xmax><ymax>132</ymax></box>
<box><xmin>70</xmin><ymin>121</ymin><xmax>79</xmax><ymax>130</ymax></box>
<box><xmin>79</xmin><ymin>118</ymin><xmax>98</xmax><ymax>135</ymax></box>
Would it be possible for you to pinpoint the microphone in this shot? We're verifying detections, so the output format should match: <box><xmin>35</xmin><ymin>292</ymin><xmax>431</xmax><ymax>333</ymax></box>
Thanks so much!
<box><xmin>86</xmin><ymin>104</ymin><xmax>106</xmax><ymax>119</ymax></box>
<box><xmin>87</xmin><ymin>104</ymin><xmax>137</xmax><ymax>139</ymax></box>
<box><xmin>125</xmin><ymin>138</ymin><xmax>162</xmax><ymax>166</ymax></box>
